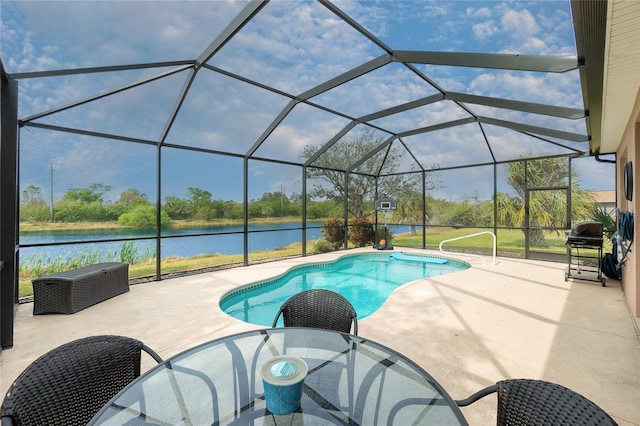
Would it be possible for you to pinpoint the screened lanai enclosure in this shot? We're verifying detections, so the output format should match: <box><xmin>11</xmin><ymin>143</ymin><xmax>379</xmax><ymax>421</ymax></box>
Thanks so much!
<box><xmin>1</xmin><ymin>1</ymin><xmax>615</xmax><ymax>346</ymax></box>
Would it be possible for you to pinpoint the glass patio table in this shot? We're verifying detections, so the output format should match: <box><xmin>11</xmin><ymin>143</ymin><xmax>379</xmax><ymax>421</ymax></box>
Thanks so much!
<box><xmin>89</xmin><ymin>327</ymin><xmax>468</xmax><ymax>425</ymax></box>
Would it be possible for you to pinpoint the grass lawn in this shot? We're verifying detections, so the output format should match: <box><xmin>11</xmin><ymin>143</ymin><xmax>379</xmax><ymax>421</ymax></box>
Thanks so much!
<box><xmin>394</xmin><ymin>227</ymin><xmax>572</xmax><ymax>255</ymax></box>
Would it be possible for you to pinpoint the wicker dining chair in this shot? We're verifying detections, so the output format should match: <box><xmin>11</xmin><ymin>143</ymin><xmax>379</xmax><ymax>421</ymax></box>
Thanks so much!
<box><xmin>0</xmin><ymin>335</ymin><xmax>163</xmax><ymax>426</ymax></box>
<box><xmin>455</xmin><ymin>378</ymin><xmax>617</xmax><ymax>425</ymax></box>
<box><xmin>272</xmin><ymin>289</ymin><xmax>358</xmax><ymax>335</ymax></box>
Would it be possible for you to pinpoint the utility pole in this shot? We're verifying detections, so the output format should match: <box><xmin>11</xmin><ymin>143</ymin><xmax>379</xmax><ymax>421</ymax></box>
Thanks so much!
<box><xmin>280</xmin><ymin>184</ymin><xmax>284</xmax><ymax>216</ymax></box>
<box><xmin>49</xmin><ymin>163</ymin><xmax>54</xmax><ymax>222</ymax></box>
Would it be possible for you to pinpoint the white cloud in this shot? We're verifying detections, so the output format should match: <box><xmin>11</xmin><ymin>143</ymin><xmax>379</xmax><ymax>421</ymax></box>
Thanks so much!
<box><xmin>518</xmin><ymin>36</ymin><xmax>547</xmax><ymax>52</ymax></box>
<box><xmin>467</xmin><ymin>71</ymin><xmax>582</xmax><ymax>108</ymax></box>
<box><xmin>473</xmin><ymin>21</ymin><xmax>497</xmax><ymax>40</ymax></box>
<box><xmin>495</xmin><ymin>4</ymin><xmax>576</xmax><ymax>55</ymax></box>
<box><xmin>2</xmin><ymin>1</ymin><xmax>245</xmax><ymax>72</ymax></box>
<box><xmin>466</xmin><ymin>6</ymin><xmax>492</xmax><ymax>19</ymax></box>
<box><xmin>501</xmin><ymin>9</ymin><xmax>540</xmax><ymax>38</ymax></box>
<box><xmin>210</xmin><ymin>1</ymin><xmax>379</xmax><ymax>94</ymax></box>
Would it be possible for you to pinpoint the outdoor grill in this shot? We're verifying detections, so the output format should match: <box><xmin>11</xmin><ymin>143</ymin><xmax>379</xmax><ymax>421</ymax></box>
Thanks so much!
<box><xmin>565</xmin><ymin>221</ymin><xmax>605</xmax><ymax>286</ymax></box>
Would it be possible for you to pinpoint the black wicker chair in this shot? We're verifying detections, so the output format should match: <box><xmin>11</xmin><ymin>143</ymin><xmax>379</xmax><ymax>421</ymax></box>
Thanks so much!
<box><xmin>0</xmin><ymin>335</ymin><xmax>163</xmax><ymax>426</ymax></box>
<box><xmin>272</xmin><ymin>289</ymin><xmax>358</xmax><ymax>335</ymax></box>
<box><xmin>455</xmin><ymin>378</ymin><xmax>617</xmax><ymax>425</ymax></box>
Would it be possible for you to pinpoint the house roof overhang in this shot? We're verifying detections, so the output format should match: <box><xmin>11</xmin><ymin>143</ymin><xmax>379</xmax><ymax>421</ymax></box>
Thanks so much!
<box><xmin>574</xmin><ymin>0</ymin><xmax>640</xmax><ymax>156</ymax></box>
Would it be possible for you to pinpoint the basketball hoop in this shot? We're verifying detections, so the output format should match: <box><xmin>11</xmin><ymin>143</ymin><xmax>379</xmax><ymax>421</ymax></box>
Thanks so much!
<box><xmin>374</xmin><ymin>197</ymin><xmax>396</xmax><ymax>250</ymax></box>
<box><xmin>374</xmin><ymin>197</ymin><xmax>397</xmax><ymax>212</ymax></box>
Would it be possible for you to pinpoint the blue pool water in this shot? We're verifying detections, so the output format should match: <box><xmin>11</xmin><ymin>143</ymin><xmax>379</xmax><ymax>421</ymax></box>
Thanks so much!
<box><xmin>219</xmin><ymin>252</ymin><xmax>469</xmax><ymax>326</ymax></box>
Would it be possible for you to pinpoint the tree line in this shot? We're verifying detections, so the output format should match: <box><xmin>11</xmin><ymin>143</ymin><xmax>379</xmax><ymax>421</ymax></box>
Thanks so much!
<box><xmin>19</xmin><ymin>181</ymin><xmax>496</xmax><ymax>228</ymax></box>
<box><xmin>19</xmin><ymin>183</ymin><xmax>344</xmax><ymax>227</ymax></box>
<box><xmin>20</xmin><ymin>178</ymin><xmax>596</xmax><ymax>232</ymax></box>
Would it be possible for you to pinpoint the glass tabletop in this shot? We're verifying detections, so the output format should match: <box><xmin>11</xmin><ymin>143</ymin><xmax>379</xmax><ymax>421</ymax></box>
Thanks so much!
<box><xmin>90</xmin><ymin>328</ymin><xmax>468</xmax><ymax>425</ymax></box>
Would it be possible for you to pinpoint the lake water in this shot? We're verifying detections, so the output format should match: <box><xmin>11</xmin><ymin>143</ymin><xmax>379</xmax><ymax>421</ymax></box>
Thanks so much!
<box><xmin>19</xmin><ymin>223</ymin><xmax>410</xmax><ymax>265</ymax></box>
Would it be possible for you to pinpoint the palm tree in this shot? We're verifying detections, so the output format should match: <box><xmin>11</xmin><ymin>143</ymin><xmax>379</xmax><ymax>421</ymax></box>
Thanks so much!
<box><xmin>497</xmin><ymin>156</ymin><xmax>594</xmax><ymax>247</ymax></box>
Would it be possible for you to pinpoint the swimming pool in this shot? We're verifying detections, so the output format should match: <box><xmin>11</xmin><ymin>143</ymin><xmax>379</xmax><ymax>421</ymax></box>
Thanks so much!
<box><xmin>220</xmin><ymin>252</ymin><xmax>469</xmax><ymax>326</ymax></box>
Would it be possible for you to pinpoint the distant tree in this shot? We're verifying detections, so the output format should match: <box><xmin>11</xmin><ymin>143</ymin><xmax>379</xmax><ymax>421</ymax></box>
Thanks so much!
<box><xmin>20</xmin><ymin>185</ymin><xmax>50</xmax><ymax>222</ymax></box>
<box><xmin>117</xmin><ymin>188</ymin><xmax>150</xmax><ymax>207</ymax></box>
<box><xmin>302</xmin><ymin>128</ymin><xmax>423</xmax><ymax>217</ymax></box>
<box><xmin>211</xmin><ymin>199</ymin><xmax>226</xmax><ymax>218</ymax></box>
<box><xmin>222</xmin><ymin>200</ymin><xmax>244</xmax><ymax>219</ymax></box>
<box><xmin>446</xmin><ymin>198</ymin><xmax>492</xmax><ymax>228</ymax></box>
<box><xmin>22</xmin><ymin>184</ymin><xmax>45</xmax><ymax>205</ymax></box>
<box><xmin>101</xmin><ymin>188</ymin><xmax>152</xmax><ymax>221</ymax></box>
<box><xmin>250</xmin><ymin>192</ymin><xmax>280</xmax><ymax>217</ymax></box>
<box><xmin>187</xmin><ymin>187</ymin><xmax>212</xmax><ymax>210</ymax></box>
<box><xmin>187</xmin><ymin>187</ymin><xmax>217</xmax><ymax>220</ymax></box>
<box><xmin>55</xmin><ymin>183</ymin><xmax>112</xmax><ymax>222</ymax></box>
<box><xmin>306</xmin><ymin>199</ymin><xmax>341</xmax><ymax>219</ymax></box>
<box><xmin>164</xmin><ymin>196</ymin><xmax>194</xmax><ymax>220</ymax></box>
<box><xmin>62</xmin><ymin>183</ymin><xmax>111</xmax><ymax>203</ymax></box>
<box><xmin>251</xmin><ymin>191</ymin><xmax>298</xmax><ymax>217</ymax></box>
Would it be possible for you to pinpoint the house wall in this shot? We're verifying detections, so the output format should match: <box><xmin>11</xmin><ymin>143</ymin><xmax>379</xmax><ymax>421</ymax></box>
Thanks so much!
<box><xmin>616</xmin><ymin>89</ymin><xmax>640</xmax><ymax>318</ymax></box>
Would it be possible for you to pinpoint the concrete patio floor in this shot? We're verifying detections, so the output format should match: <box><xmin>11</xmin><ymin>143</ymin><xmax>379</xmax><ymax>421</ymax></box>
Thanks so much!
<box><xmin>1</xmin><ymin>247</ymin><xmax>639</xmax><ymax>425</ymax></box>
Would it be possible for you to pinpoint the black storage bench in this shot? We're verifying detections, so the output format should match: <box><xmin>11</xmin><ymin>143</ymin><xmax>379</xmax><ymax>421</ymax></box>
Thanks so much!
<box><xmin>32</xmin><ymin>262</ymin><xmax>129</xmax><ymax>314</ymax></box>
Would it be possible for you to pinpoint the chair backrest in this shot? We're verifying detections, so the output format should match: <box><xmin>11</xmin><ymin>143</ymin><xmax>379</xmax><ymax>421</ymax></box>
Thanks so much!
<box><xmin>272</xmin><ymin>289</ymin><xmax>358</xmax><ymax>335</ymax></box>
<box><xmin>495</xmin><ymin>379</ymin><xmax>617</xmax><ymax>425</ymax></box>
<box><xmin>1</xmin><ymin>335</ymin><xmax>163</xmax><ymax>426</ymax></box>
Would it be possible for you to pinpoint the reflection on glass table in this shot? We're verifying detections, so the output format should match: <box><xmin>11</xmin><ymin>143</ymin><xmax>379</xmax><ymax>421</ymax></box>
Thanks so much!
<box><xmin>89</xmin><ymin>327</ymin><xmax>468</xmax><ymax>425</ymax></box>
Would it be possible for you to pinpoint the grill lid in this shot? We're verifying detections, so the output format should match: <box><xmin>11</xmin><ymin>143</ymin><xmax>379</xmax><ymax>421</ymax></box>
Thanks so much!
<box><xmin>569</xmin><ymin>221</ymin><xmax>603</xmax><ymax>238</ymax></box>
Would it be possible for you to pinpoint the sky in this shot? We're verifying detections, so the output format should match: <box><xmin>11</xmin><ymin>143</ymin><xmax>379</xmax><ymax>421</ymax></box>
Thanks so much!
<box><xmin>0</xmin><ymin>0</ymin><xmax>615</xmax><ymax>204</ymax></box>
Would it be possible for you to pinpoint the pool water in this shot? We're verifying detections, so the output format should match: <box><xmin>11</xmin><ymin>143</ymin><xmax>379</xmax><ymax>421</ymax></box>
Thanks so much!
<box><xmin>220</xmin><ymin>252</ymin><xmax>469</xmax><ymax>326</ymax></box>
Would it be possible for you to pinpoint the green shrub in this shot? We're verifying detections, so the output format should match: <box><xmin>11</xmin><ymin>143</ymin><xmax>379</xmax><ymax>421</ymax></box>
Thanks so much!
<box><xmin>375</xmin><ymin>225</ymin><xmax>394</xmax><ymax>244</ymax></box>
<box><xmin>118</xmin><ymin>205</ymin><xmax>170</xmax><ymax>227</ymax></box>
<box><xmin>349</xmin><ymin>216</ymin><xmax>375</xmax><ymax>247</ymax></box>
<box><xmin>311</xmin><ymin>238</ymin><xmax>335</xmax><ymax>254</ymax></box>
<box><xmin>322</xmin><ymin>218</ymin><xmax>346</xmax><ymax>250</ymax></box>
<box><xmin>103</xmin><ymin>203</ymin><xmax>128</xmax><ymax>221</ymax></box>
<box><xmin>20</xmin><ymin>204</ymin><xmax>51</xmax><ymax>222</ymax></box>
<box><xmin>55</xmin><ymin>200</ymin><xmax>107</xmax><ymax>222</ymax></box>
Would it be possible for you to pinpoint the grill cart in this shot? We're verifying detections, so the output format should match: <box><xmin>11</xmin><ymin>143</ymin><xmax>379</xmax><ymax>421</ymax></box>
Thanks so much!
<box><xmin>564</xmin><ymin>221</ymin><xmax>605</xmax><ymax>286</ymax></box>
